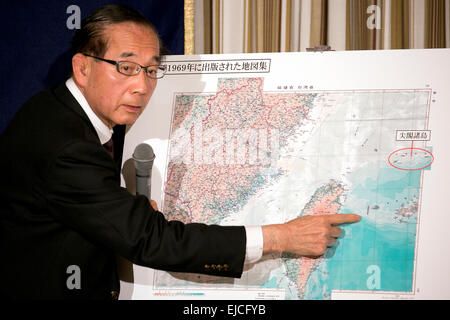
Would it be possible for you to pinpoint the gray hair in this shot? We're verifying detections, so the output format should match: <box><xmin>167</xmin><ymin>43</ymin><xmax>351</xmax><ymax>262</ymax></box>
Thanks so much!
<box><xmin>70</xmin><ymin>4</ymin><xmax>165</xmax><ymax>58</ymax></box>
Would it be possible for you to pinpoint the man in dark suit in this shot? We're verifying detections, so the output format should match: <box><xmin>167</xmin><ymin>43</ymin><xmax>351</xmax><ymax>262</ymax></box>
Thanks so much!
<box><xmin>0</xmin><ymin>4</ymin><xmax>359</xmax><ymax>299</ymax></box>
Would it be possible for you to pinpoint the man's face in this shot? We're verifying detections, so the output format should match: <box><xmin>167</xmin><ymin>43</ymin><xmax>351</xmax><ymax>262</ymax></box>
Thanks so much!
<box><xmin>81</xmin><ymin>22</ymin><xmax>160</xmax><ymax>127</ymax></box>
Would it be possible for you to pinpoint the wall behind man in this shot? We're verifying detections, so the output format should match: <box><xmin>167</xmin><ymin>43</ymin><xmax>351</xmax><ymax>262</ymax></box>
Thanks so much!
<box><xmin>191</xmin><ymin>0</ymin><xmax>449</xmax><ymax>54</ymax></box>
<box><xmin>0</xmin><ymin>0</ymin><xmax>184</xmax><ymax>135</ymax></box>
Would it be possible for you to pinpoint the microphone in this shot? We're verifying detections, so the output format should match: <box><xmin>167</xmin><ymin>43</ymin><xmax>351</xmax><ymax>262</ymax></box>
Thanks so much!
<box><xmin>132</xmin><ymin>143</ymin><xmax>155</xmax><ymax>199</ymax></box>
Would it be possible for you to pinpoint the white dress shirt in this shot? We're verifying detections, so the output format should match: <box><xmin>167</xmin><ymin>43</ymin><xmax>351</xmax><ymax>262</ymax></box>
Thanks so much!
<box><xmin>65</xmin><ymin>77</ymin><xmax>263</xmax><ymax>264</ymax></box>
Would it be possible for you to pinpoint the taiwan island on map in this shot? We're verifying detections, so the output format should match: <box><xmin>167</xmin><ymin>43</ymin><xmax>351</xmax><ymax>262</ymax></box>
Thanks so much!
<box><xmin>152</xmin><ymin>77</ymin><xmax>431</xmax><ymax>300</ymax></box>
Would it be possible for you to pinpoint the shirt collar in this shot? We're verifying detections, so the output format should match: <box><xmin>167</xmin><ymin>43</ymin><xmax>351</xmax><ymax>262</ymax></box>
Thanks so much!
<box><xmin>65</xmin><ymin>77</ymin><xmax>113</xmax><ymax>145</ymax></box>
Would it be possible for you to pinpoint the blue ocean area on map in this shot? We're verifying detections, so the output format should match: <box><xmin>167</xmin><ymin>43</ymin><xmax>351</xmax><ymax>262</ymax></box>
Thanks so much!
<box><xmin>321</xmin><ymin>219</ymin><xmax>416</xmax><ymax>294</ymax></box>
<box><xmin>298</xmin><ymin>166</ymin><xmax>421</xmax><ymax>299</ymax></box>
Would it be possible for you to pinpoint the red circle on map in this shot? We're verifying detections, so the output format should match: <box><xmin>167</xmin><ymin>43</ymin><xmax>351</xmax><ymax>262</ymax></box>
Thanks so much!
<box><xmin>388</xmin><ymin>147</ymin><xmax>434</xmax><ymax>171</ymax></box>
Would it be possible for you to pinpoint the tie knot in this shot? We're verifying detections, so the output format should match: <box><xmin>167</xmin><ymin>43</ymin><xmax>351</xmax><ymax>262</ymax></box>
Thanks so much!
<box><xmin>103</xmin><ymin>139</ymin><xmax>114</xmax><ymax>157</ymax></box>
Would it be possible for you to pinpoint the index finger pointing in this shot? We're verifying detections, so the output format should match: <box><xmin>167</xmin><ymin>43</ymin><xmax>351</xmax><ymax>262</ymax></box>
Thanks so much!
<box><xmin>326</xmin><ymin>214</ymin><xmax>361</xmax><ymax>225</ymax></box>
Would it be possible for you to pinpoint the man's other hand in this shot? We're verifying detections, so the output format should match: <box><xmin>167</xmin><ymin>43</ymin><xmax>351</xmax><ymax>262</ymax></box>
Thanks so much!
<box><xmin>150</xmin><ymin>200</ymin><xmax>158</xmax><ymax>211</ymax></box>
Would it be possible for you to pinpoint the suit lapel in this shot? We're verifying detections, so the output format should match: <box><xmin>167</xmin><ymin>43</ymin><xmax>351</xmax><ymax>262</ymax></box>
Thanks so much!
<box><xmin>52</xmin><ymin>82</ymin><xmax>99</xmax><ymax>142</ymax></box>
<box><xmin>53</xmin><ymin>81</ymin><xmax>126</xmax><ymax>174</ymax></box>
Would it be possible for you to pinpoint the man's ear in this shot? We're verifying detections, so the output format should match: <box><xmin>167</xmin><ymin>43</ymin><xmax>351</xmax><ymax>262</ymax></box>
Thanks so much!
<box><xmin>72</xmin><ymin>53</ymin><xmax>90</xmax><ymax>88</ymax></box>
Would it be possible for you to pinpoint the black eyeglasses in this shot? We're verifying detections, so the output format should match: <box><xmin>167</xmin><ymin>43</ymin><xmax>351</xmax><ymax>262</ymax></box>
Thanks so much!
<box><xmin>83</xmin><ymin>53</ymin><xmax>166</xmax><ymax>79</ymax></box>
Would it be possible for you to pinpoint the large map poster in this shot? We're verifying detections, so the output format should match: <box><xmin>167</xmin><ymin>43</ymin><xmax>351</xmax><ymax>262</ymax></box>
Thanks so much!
<box><xmin>120</xmin><ymin>49</ymin><xmax>450</xmax><ymax>300</ymax></box>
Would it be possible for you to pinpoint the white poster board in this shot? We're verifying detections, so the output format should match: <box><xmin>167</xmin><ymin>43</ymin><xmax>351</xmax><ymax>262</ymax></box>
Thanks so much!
<box><xmin>120</xmin><ymin>49</ymin><xmax>450</xmax><ymax>300</ymax></box>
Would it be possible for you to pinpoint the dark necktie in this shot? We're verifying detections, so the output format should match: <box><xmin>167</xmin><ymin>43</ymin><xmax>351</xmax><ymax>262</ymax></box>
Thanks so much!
<box><xmin>103</xmin><ymin>138</ymin><xmax>114</xmax><ymax>158</ymax></box>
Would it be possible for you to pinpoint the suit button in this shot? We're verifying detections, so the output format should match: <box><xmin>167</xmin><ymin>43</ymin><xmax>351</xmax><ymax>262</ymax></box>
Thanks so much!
<box><xmin>111</xmin><ymin>291</ymin><xmax>119</xmax><ymax>300</ymax></box>
<box><xmin>204</xmin><ymin>264</ymin><xmax>210</xmax><ymax>269</ymax></box>
<box><xmin>223</xmin><ymin>264</ymin><xmax>230</xmax><ymax>271</ymax></box>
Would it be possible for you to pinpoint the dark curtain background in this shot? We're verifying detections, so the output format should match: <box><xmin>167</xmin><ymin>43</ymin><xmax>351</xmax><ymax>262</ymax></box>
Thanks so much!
<box><xmin>0</xmin><ymin>0</ymin><xmax>184</xmax><ymax>134</ymax></box>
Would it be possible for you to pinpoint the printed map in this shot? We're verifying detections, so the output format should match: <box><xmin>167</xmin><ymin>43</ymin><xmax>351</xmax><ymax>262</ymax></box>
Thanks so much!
<box><xmin>153</xmin><ymin>77</ymin><xmax>431</xmax><ymax>299</ymax></box>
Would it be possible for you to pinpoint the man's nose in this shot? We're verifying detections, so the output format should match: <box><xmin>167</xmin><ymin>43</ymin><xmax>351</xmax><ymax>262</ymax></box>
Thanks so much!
<box><xmin>131</xmin><ymin>69</ymin><xmax>154</xmax><ymax>95</ymax></box>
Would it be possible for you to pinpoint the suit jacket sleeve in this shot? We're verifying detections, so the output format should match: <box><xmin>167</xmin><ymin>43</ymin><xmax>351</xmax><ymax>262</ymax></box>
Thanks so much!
<box><xmin>43</xmin><ymin>138</ymin><xmax>246</xmax><ymax>278</ymax></box>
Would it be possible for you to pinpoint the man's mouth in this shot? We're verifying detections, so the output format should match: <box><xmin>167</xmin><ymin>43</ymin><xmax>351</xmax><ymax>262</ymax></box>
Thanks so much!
<box><xmin>122</xmin><ymin>105</ymin><xmax>141</xmax><ymax>113</ymax></box>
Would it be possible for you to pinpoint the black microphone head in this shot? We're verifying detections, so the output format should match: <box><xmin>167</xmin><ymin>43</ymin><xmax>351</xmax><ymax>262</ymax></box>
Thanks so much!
<box><xmin>132</xmin><ymin>143</ymin><xmax>155</xmax><ymax>175</ymax></box>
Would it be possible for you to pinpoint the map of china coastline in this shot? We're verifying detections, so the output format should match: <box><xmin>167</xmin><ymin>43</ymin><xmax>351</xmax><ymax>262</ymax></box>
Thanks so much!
<box><xmin>155</xmin><ymin>77</ymin><xmax>430</xmax><ymax>300</ymax></box>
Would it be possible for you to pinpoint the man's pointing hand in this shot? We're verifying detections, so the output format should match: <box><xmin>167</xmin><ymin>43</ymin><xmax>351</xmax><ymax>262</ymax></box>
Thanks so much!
<box><xmin>262</xmin><ymin>213</ymin><xmax>361</xmax><ymax>257</ymax></box>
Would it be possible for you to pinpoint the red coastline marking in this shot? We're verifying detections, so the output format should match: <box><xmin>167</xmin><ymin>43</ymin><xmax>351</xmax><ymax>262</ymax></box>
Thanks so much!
<box><xmin>388</xmin><ymin>147</ymin><xmax>434</xmax><ymax>171</ymax></box>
